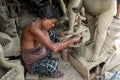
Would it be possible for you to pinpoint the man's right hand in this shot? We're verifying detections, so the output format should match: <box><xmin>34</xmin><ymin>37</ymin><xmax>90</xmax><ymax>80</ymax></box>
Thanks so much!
<box><xmin>68</xmin><ymin>34</ymin><xmax>83</xmax><ymax>48</ymax></box>
<box><xmin>72</xmin><ymin>34</ymin><xmax>83</xmax><ymax>42</ymax></box>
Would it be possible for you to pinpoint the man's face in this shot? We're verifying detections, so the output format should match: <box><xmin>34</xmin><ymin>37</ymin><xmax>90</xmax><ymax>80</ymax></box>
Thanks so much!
<box><xmin>42</xmin><ymin>18</ymin><xmax>57</xmax><ymax>30</ymax></box>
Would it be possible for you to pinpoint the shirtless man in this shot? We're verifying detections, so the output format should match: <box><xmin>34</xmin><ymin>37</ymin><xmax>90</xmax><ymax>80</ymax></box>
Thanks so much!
<box><xmin>114</xmin><ymin>0</ymin><xmax>120</xmax><ymax>19</ymax></box>
<box><xmin>21</xmin><ymin>4</ymin><xmax>82</xmax><ymax>78</ymax></box>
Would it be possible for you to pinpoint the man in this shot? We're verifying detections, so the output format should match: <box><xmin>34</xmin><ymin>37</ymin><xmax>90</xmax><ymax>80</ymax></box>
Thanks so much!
<box><xmin>21</xmin><ymin>4</ymin><xmax>82</xmax><ymax>78</ymax></box>
<box><xmin>114</xmin><ymin>0</ymin><xmax>120</xmax><ymax>19</ymax></box>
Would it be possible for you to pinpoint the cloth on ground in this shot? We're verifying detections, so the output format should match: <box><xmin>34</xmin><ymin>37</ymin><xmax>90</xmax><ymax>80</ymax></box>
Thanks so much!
<box><xmin>101</xmin><ymin>37</ymin><xmax>120</xmax><ymax>80</ymax></box>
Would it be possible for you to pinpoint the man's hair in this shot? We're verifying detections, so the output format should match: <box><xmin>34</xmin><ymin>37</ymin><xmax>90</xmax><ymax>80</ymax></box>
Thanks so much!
<box><xmin>38</xmin><ymin>4</ymin><xmax>60</xmax><ymax>19</ymax></box>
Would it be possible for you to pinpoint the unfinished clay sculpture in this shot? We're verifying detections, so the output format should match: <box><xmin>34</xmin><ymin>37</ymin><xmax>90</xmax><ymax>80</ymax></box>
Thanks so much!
<box><xmin>68</xmin><ymin>0</ymin><xmax>114</xmax><ymax>61</ymax></box>
<box><xmin>0</xmin><ymin>44</ymin><xmax>24</xmax><ymax>80</ymax></box>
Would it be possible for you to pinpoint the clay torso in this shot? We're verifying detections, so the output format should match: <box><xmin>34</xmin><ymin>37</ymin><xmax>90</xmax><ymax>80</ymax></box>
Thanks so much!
<box><xmin>83</xmin><ymin>0</ymin><xmax>114</xmax><ymax>15</ymax></box>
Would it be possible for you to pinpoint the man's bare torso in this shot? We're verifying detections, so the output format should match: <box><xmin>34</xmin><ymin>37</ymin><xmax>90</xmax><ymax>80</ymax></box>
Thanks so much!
<box><xmin>21</xmin><ymin>20</ymin><xmax>49</xmax><ymax>49</ymax></box>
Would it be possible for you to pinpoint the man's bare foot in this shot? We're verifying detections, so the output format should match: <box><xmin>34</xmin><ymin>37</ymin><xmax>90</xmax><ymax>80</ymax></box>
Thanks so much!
<box><xmin>51</xmin><ymin>70</ymin><xmax>64</xmax><ymax>78</ymax></box>
<box><xmin>113</xmin><ymin>16</ymin><xmax>120</xmax><ymax>20</ymax></box>
<box><xmin>87</xmin><ymin>54</ymin><xmax>99</xmax><ymax>62</ymax></box>
<box><xmin>85</xmin><ymin>40</ymin><xmax>94</xmax><ymax>46</ymax></box>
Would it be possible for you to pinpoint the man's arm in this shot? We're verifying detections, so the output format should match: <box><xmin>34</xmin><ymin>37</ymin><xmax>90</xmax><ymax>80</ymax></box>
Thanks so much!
<box><xmin>30</xmin><ymin>27</ymin><xmax>81</xmax><ymax>52</ymax></box>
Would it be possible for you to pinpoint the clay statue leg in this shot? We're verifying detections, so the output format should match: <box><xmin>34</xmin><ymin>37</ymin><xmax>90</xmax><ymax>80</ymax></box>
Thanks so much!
<box><xmin>58</xmin><ymin>0</ymin><xmax>68</xmax><ymax>22</ymax></box>
<box><xmin>88</xmin><ymin>8</ymin><xmax>114</xmax><ymax>62</ymax></box>
<box><xmin>85</xmin><ymin>12</ymin><xmax>96</xmax><ymax>46</ymax></box>
<box><xmin>59</xmin><ymin>0</ymin><xmax>67</xmax><ymax>15</ymax></box>
<box><xmin>67</xmin><ymin>0</ymin><xmax>82</xmax><ymax>34</ymax></box>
